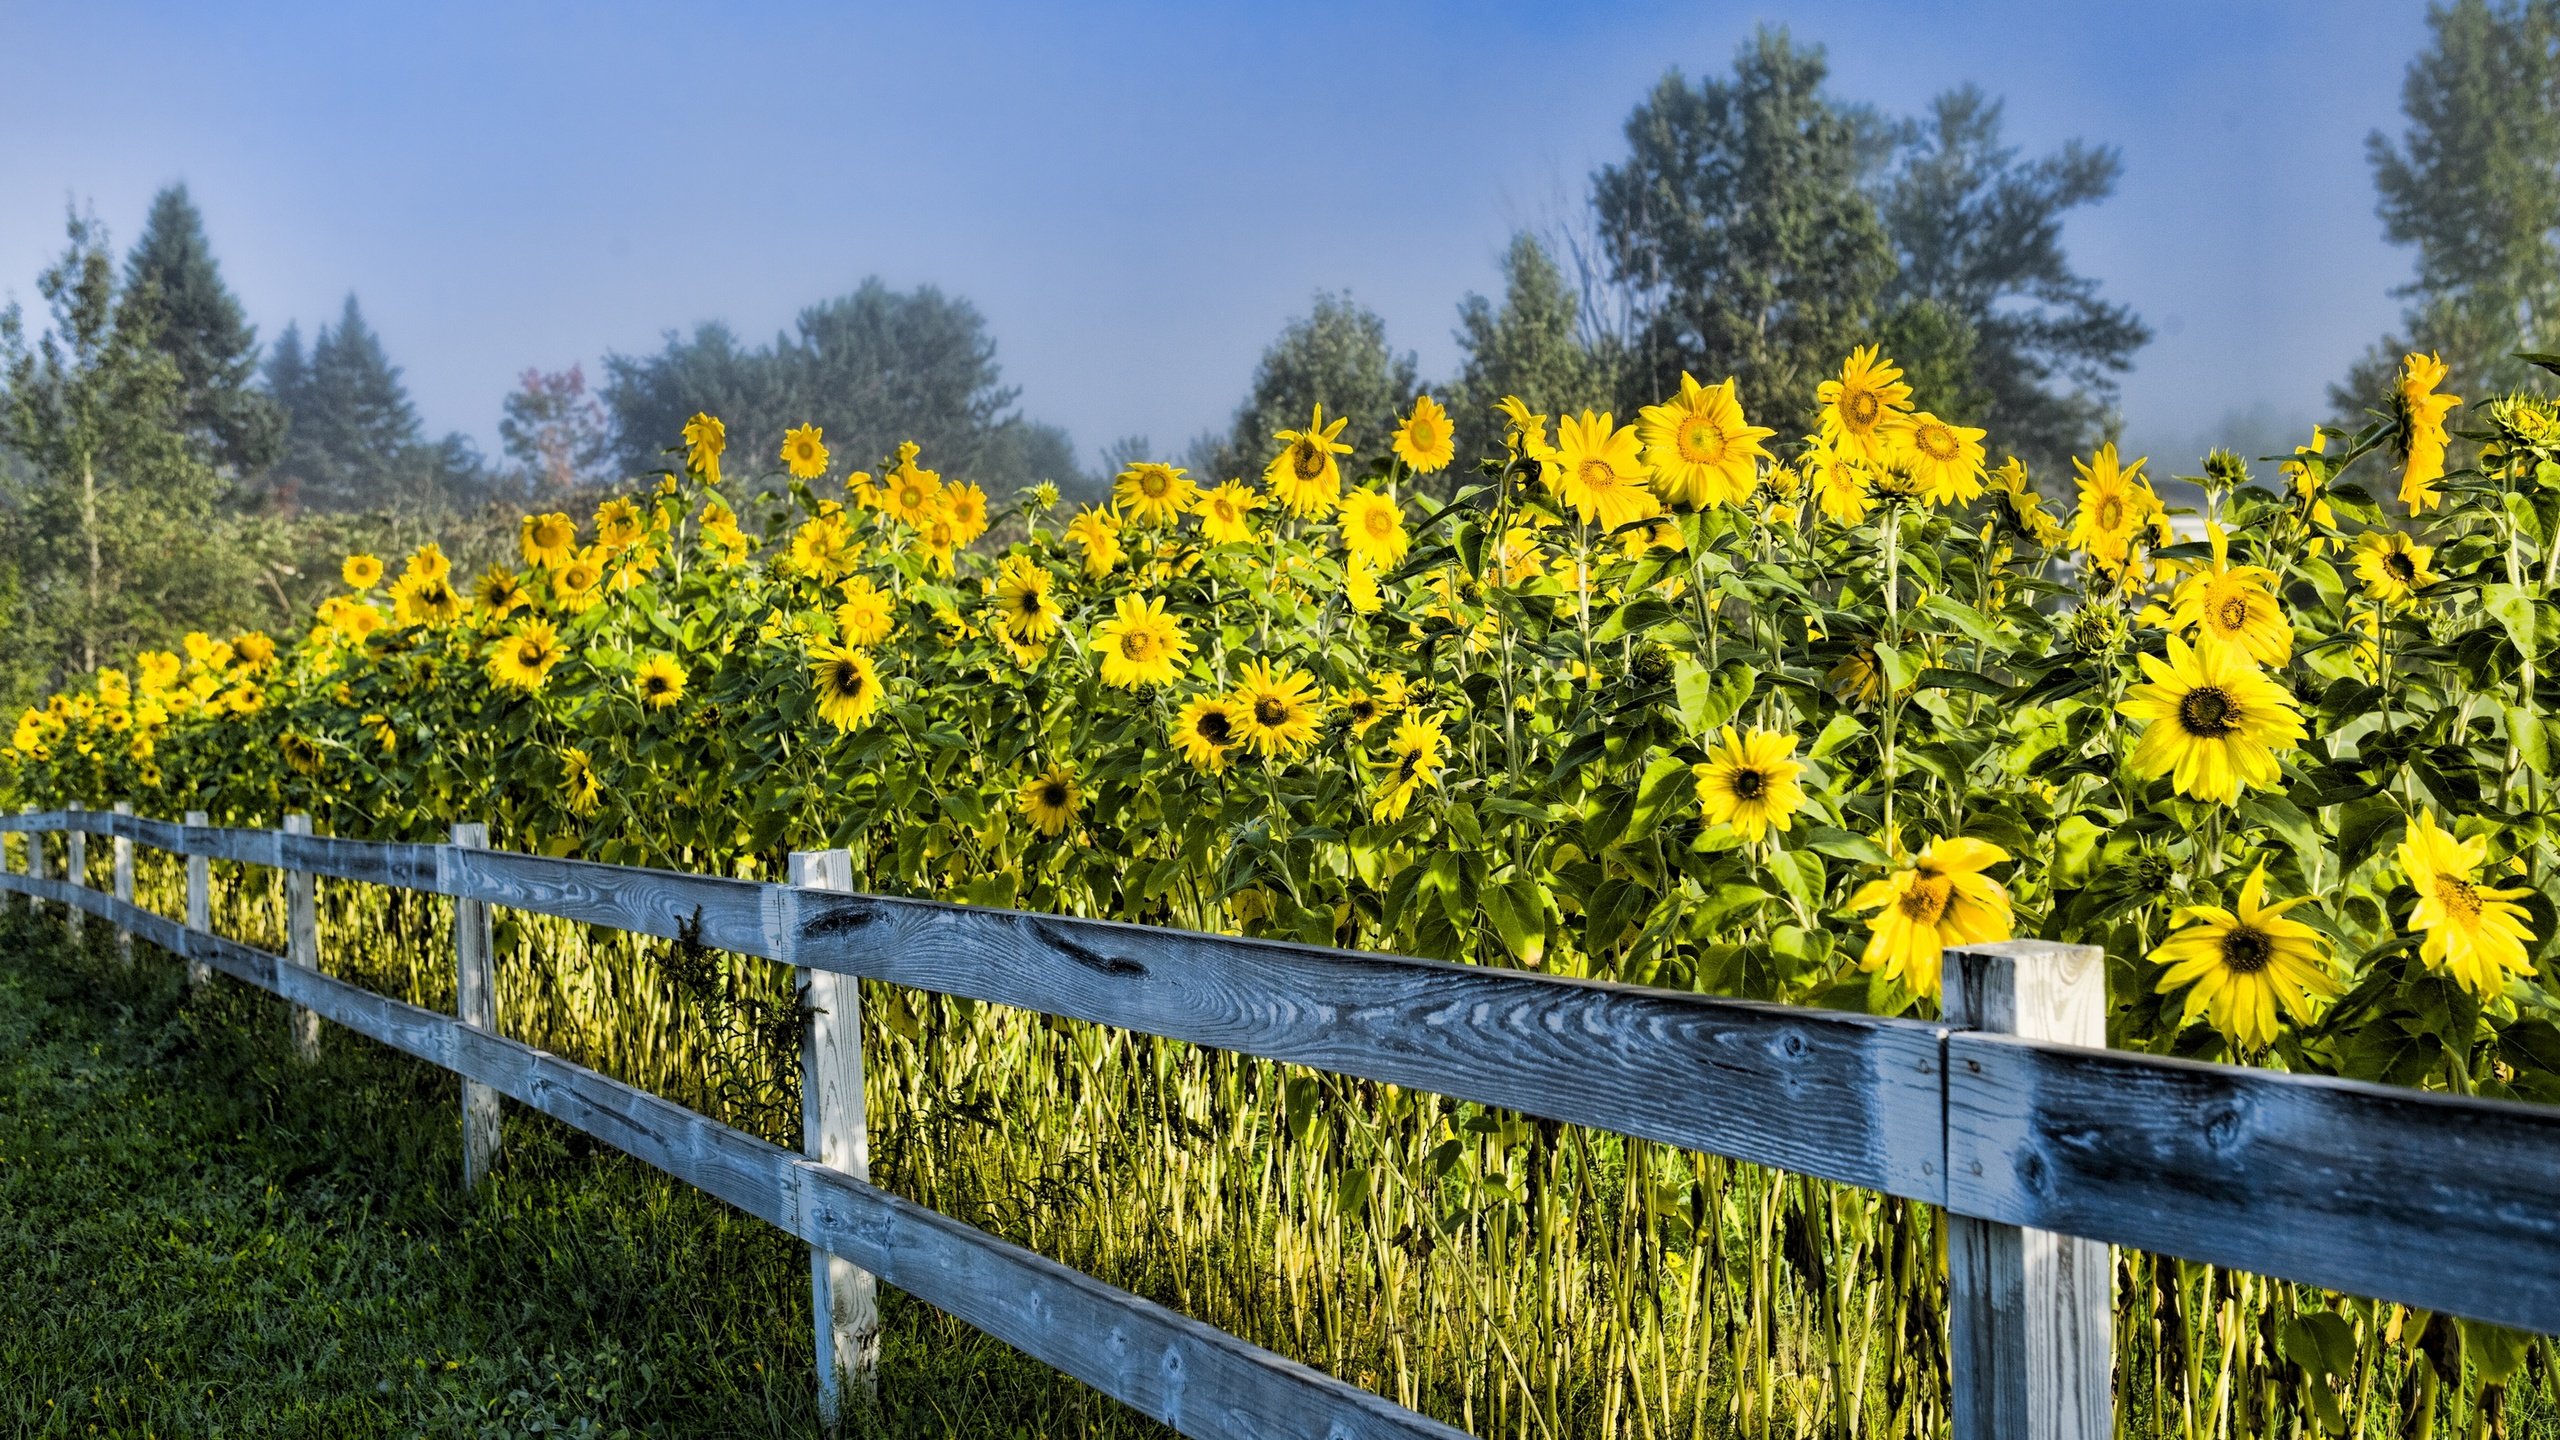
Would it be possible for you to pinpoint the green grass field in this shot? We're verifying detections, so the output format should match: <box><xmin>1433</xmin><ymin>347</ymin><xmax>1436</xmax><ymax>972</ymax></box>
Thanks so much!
<box><xmin>0</xmin><ymin>906</ymin><xmax>1163</xmax><ymax>1438</ymax></box>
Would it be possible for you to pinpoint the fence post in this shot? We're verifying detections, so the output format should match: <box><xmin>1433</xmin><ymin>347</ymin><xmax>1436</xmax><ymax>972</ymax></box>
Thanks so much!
<box><xmin>22</xmin><ymin>804</ymin><xmax>44</xmax><ymax>913</ymax></box>
<box><xmin>284</xmin><ymin>813</ymin><xmax>320</xmax><ymax>1061</ymax></box>
<box><xmin>1944</xmin><ymin>940</ymin><xmax>2113</xmax><ymax>1439</ymax></box>
<box><xmin>790</xmin><ymin>847</ymin><xmax>878</xmax><ymax>1426</ymax></box>
<box><xmin>64</xmin><ymin>802</ymin><xmax>85</xmax><ymax>947</ymax></box>
<box><xmin>183</xmin><ymin>810</ymin><xmax>211</xmax><ymax>988</ymax></box>
<box><xmin>112</xmin><ymin>802</ymin><xmax>134</xmax><ymax>968</ymax></box>
<box><xmin>453</xmin><ymin>821</ymin><xmax>501</xmax><ymax>1188</ymax></box>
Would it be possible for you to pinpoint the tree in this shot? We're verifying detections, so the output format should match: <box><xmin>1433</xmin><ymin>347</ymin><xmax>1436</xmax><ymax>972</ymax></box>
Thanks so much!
<box><xmin>1197</xmin><ymin>292</ymin><xmax>1418</xmax><ymax>481</ymax></box>
<box><xmin>1447</xmin><ymin>234</ymin><xmax>1617</xmax><ymax>471</ymax></box>
<box><xmin>600</xmin><ymin>279</ymin><xmax>1080</xmax><ymax>495</ymax></box>
<box><xmin>2340</xmin><ymin>0</ymin><xmax>2560</xmax><ymax>416</ymax></box>
<box><xmin>265</xmin><ymin>295</ymin><xmax>487</xmax><ymax>512</ymax></box>
<box><xmin>1877</xmin><ymin>86</ymin><xmax>2150</xmax><ymax>472</ymax></box>
<box><xmin>1591</xmin><ymin>29</ymin><xmax>1896</xmax><ymax>428</ymax></box>
<box><xmin>0</xmin><ymin>210</ymin><xmax>262</xmax><ymax>696</ymax></box>
<box><xmin>498</xmin><ymin>364</ymin><xmax>613</xmax><ymax>496</ymax></box>
<box><xmin>123</xmin><ymin>184</ymin><xmax>284</xmax><ymax>478</ymax></box>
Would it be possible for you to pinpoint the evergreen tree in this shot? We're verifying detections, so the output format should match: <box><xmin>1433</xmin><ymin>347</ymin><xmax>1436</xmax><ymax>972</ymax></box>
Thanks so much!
<box><xmin>2338</xmin><ymin>0</ymin><xmax>2560</xmax><ymax>418</ymax></box>
<box><xmin>1591</xmin><ymin>29</ymin><xmax>1897</xmax><ymax>427</ymax></box>
<box><xmin>1197</xmin><ymin>292</ymin><xmax>1418</xmax><ymax>481</ymax></box>
<box><xmin>1448</xmin><ymin>234</ymin><xmax>1618</xmax><ymax>472</ymax></box>
<box><xmin>265</xmin><ymin>295</ymin><xmax>484</xmax><ymax>512</ymax></box>
<box><xmin>123</xmin><ymin>183</ymin><xmax>284</xmax><ymax>476</ymax></box>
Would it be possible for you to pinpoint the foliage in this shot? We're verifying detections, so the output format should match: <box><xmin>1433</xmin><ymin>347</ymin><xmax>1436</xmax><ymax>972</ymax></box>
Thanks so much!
<box><xmin>264</xmin><ymin>296</ymin><xmax>496</xmax><ymax>513</ymax></box>
<box><xmin>1446</xmin><ymin>235</ymin><xmax>1618</xmax><ymax>481</ymax></box>
<box><xmin>123</xmin><ymin>182</ymin><xmax>286</xmax><ymax>478</ymax></box>
<box><xmin>500</xmin><ymin>362</ymin><xmax>615</xmax><ymax>497</ymax></box>
<box><xmin>1195</xmin><ymin>290</ymin><xmax>1419</xmax><ymax>481</ymax></box>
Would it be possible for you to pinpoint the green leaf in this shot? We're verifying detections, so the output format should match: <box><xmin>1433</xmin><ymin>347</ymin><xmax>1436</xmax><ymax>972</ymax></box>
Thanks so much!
<box><xmin>1619</xmin><ymin>750</ymin><xmax>1698</xmax><ymax>848</ymax></box>
<box><xmin>1672</xmin><ymin>658</ymin><xmax>1757</xmax><ymax>740</ymax></box>
<box><xmin>1763</xmin><ymin>849</ymin><xmax>1824</xmax><ymax>914</ymax></box>
<box><xmin>1797</xmin><ymin>825</ymin><xmax>1887</xmax><ymax>866</ymax></box>
<box><xmin>1806</xmin><ymin>712</ymin><xmax>1864</xmax><ymax>761</ymax></box>
<box><xmin>2510</xmin><ymin>704</ymin><xmax>2554</xmax><ymax>778</ymax></box>
<box><xmin>2484</xmin><ymin>583</ymin><xmax>2560</xmax><ymax>659</ymax></box>
<box><xmin>2462</xmin><ymin>1318</ymin><xmax>2533</xmax><ymax>1385</ymax></box>
<box><xmin>1873</xmin><ymin>643</ymin><xmax>1925</xmax><ymax>696</ymax></box>
<box><xmin>1920</xmin><ymin>593</ymin><xmax>2006</xmax><ymax>647</ymax></box>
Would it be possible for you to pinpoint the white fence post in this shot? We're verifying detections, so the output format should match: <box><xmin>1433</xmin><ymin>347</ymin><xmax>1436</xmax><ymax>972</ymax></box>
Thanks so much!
<box><xmin>284</xmin><ymin>813</ymin><xmax>320</xmax><ymax>1061</ymax></box>
<box><xmin>1944</xmin><ymin>939</ymin><xmax>2113</xmax><ymax>1439</ymax></box>
<box><xmin>183</xmin><ymin>810</ymin><xmax>211</xmax><ymax>988</ymax></box>
<box><xmin>790</xmin><ymin>847</ymin><xmax>878</xmax><ymax>1426</ymax></box>
<box><xmin>64</xmin><ymin>802</ymin><xmax>84</xmax><ymax>947</ymax></box>
<box><xmin>111</xmin><ymin>802</ymin><xmax>134</xmax><ymax>968</ymax></box>
<box><xmin>453</xmin><ymin>821</ymin><xmax>501</xmax><ymax>1188</ymax></box>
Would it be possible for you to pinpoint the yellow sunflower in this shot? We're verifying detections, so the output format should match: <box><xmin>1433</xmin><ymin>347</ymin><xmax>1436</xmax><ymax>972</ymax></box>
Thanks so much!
<box><xmin>551</xmin><ymin>552</ymin><xmax>606</xmax><ymax>614</ymax></box>
<box><xmin>1114</xmin><ymin>462</ymin><xmax>1197</xmax><ymax>525</ymax></box>
<box><xmin>389</xmin><ymin>571</ymin><xmax>465</xmax><ymax>628</ymax></box>
<box><xmin>2166</xmin><ymin>535</ymin><xmax>2291</xmax><ymax>668</ymax></box>
<box><xmin>808</xmin><ymin>642</ymin><xmax>884</xmax><ymax>732</ymax></box>
<box><xmin>595</xmin><ymin>497</ymin><xmax>646</xmax><ymax>552</ymax></box>
<box><xmin>1987</xmin><ymin>458</ymin><xmax>2063</xmax><ymax>547</ymax></box>
<box><xmin>1172</xmin><ymin>695</ymin><xmax>1242</xmax><ymax>773</ymax></box>
<box><xmin>1266</xmin><ymin>405</ymin><xmax>1353</xmax><ymax>518</ymax></box>
<box><xmin>633</xmin><ymin>654</ymin><xmax>687</xmax><ymax>710</ymax></box>
<box><xmin>788</xmin><ymin>512</ymin><xmax>861</xmax><ymax>583</ymax></box>
<box><xmin>1192</xmin><ymin>480</ymin><xmax>1261</xmax><ymax>545</ymax></box>
<box><xmin>945</xmin><ymin>481</ymin><xmax>991</xmax><ymax>544</ymax></box>
<box><xmin>1092</xmin><ymin>593</ymin><xmax>1191</xmax><ymax>689</ymax></box>
<box><xmin>231</xmin><ymin>631</ymin><xmax>276</xmax><ymax>670</ymax></box>
<box><xmin>1637</xmin><ymin>372</ymin><xmax>1772</xmax><ymax>508</ymax></box>
<box><xmin>1392</xmin><ymin>395</ymin><xmax>1455</xmax><ymax>474</ymax></box>
<box><xmin>880</xmin><ymin>444</ymin><xmax>945</xmax><ymax>526</ymax></box>
<box><xmin>2119</xmin><ymin>635</ymin><xmax>2306</xmax><ymax>804</ymax></box>
<box><xmin>1888</xmin><ymin>411</ymin><xmax>1988</xmax><ymax>506</ymax></box>
<box><xmin>560</xmin><ymin>746</ymin><xmax>601</xmax><ymax>816</ymax></box>
<box><xmin>1691</xmin><ymin>727</ymin><xmax>1808</xmax><ymax>843</ymax></box>
<box><xmin>2152</xmin><ymin>866</ymin><xmax>2336</xmax><ymax>1051</ymax></box>
<box><xmin>1372</xmin><ymin>712</ymin><xmax>1448</xmax><ymax>822</ymax></box>
<box><xmin>520</xmin><ymin>512</ymin><xmax>578</xmax><ymax>569</ymax></box>
<box><xmin>2353</xmin><ymin>529</ymin><xmax>2441</xmax><ymax>606</ymax></box>
<box><xmin>1229</xmin><ymin>659</ymin><xmax>1322</xmax><ymax>759</ymax></box>
<box><xmin>835</xmin><ymin>579</ymin><xmax>898</xmax><ymax>648</ymax></box>
<box><xmin>1848</xmin><ymin>836</ymin><xmax>2014</xmax><ymax>1000</ymax></box>
<box><xmin>1551</xmin><ymin>410</ymin><xmax>1655</xmax><ymax>529</ymax></box>
<box><xmin>1017</xmin><ymin>762</ymin><xmax>1082</xmax><ymax>837</ymax></box>
<box><xmin>2395</xmin><ymin>352</ymin><xmax>2461</xmax><ymax>514</ymax></box>
<box><xmin>2064</xmin><ymin>444</ymin><xmax>2156</xmax><ymax>567</ymax></box>
<box><xmin>993</xmin><ymin>559</ymin><xmax>1063</xmax><ymax>646</ymax></box>
<box><xmin>1344</xmin><ymin>554</ymin><xmax>1384</xmax><ymax>614</ymax></box>
<box><xmin>781</xmin><ymin>423</ymin><xmax>830</xmax><ymax>480</ymax></box>
<box><xmin>2398</xmin><ymin>810</ymin><xmax>2539</xmax><ymax>997</ymax></box>
<box><xmin>683</xmin><ymin>412</ymin><xmax>725</xmax><ymax>481</ymax></box>
<box><xmin>473</xmin><ymin>566</ymin><xmax>529</xmax><ymax>617</ymax></box>
<box><xmin>1816</xmin><ymin>345</ymin><xmax>1913</xmax><ymax>465</ymax></box>
<box><xmin>1807</xmin><ymin>441</ymin><xmax>1872</xmax><ymax>526</ymax></box>
<box><xmin>342</xmin><ymin>553</ymin><xmax>384</xmax><ymax>590</ymax></box>
<box><xmin>1064</xmin><ymin>506</ymin><xmax>1125</xmax><ymax>578</ymax></box>
<box><xmin>1338</xmin><ymin>487</ymin><xmax>1410</xmax><ymax>569</ymax></box>
<box><xmin>487</xmin><ymin>618</ymin><xmax>567</xmax><ymax>693</ymax></box>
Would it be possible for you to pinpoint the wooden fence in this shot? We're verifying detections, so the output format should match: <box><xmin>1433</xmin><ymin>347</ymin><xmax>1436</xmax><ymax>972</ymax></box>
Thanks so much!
<box><xmin>2</xmin><ymin>804</ymin><xmax>2556</xmax><ymax>1439</ymax></box>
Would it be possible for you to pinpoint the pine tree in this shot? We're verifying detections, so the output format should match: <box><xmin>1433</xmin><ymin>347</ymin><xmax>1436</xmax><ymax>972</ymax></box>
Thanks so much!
<box><xmin>270</xmin><ymin>295</ymin><xmax>441</xmax><ymax>510</ymax></box>
<box><xmin>123</xmin><ymin>184</ymin><xmax>284</xmax><ymax>477</ymax></box>
<box><xmin>1449</xmin><ymin>235</ymin><xmax>1617</xmax><ymax>471</ymax></box>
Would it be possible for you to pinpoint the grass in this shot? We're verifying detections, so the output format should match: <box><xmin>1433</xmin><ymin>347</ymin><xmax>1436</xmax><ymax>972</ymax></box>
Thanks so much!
<box><xmin>0</xmin><ymin>902</ymin><xmax>1162</xmax><ymax>1438</ymax></box>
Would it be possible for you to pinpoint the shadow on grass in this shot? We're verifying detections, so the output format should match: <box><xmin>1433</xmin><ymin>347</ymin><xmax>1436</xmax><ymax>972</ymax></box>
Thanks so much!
<box><xmin>0</xmin><ymin>905</ymin><xmax>1169</xmax><ymax>1439</ymax></box>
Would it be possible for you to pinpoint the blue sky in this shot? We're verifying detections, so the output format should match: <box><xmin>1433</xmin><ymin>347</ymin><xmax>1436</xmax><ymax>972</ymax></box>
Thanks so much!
<box><xmin>2</xmin><ymin>1</ymin><xmax>2432</xmax><ymax>474</ymax></box>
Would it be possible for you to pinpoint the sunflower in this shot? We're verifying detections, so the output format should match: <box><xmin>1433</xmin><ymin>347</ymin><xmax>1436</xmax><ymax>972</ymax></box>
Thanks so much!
<box><xmin>835</xmin><ymin>578</ymin><xmax>898</xmax><ymax>648</ymax></box>
<box><xmin>1888</xmin><ymin>411</ymin><xmax>1988</xmax><ymax>506</ymax></box>
<box><xmin>1092</xmin><ymin>593</ymin><xmax>1191</xmax><ymax>689</ymax></box>
<box><xmin>1114</xmin><ymin>462</ymin><xmax>1196</xmax><ymax>525</ymax></box>
<box><xmin>789</xmin><ymin>513</ymin><xmax>861</xmax><ymax>582</ymax></box>
<box><xmin>2395</xmin><ymin>352</ymin><xmax>2461</xmax><ymax>514</ymax></box>
<box><xmin>2119</xmin><ymin>635</ymin><xmax>2306</xmax><ymax>804</ymax></box>
<box><xmin>2064</xmin><ymin>445</ymin><xmax>2156</xmax><ymax>567</ymax></box>
<box><xmin>1343</xmin><ymin>555</ymin><xmax>1384</xmax><ymax>614</ymax></box>
<box><xmin>781</xmin><ymin>423</ymin><xmax>830</xmax><ymax>480</ymax></box>
<box><xmin>592</xmin><ymin>497</ymin><xmax>644</xmax><ymax>552</ymax></box>
<box><xmin>808</xmin><ymin>642</ymin><xmax>884</xmax><ymax>732</ymax></box>
<box><xmin>488</xmin><ymin>618</ymin><xmax>567</xmax><ymax>692</ymax></box>
<box><xmin>1172</xmin><ymin>695</ymin><xmax>1242</xmax><ymax>772</ymax></box>
<box><xmin>1987</xmin><ymin>459</ymin><xmax>2063</xmax><ymax>547</ymax></box>
<box><xmin>1392</xmin><ymin>395</ymin><xmax>1456</xmax><ymax>474</ymax></box>
<box><xmin>683</xmin><ymin>412</ymin><xmax>725</xmax><ymax>481</ymax></box>
<box><xmin>2353</xmin><ymin>529</ymin><xmax>2440</xmax><ymax>606</ymax></box>
<box><xmin>993</xmin><ymin>559</ymin><xmax>1063</xmax><ymax>645</ymax></box>
<box><xmin>1192</xmin><ymin>480</ymin><xmax>1261</xmax><ymax>545</ymax></box>
<box><xmin>2152</xmin><ymin>866</ymin><xmax>2336</xmax><ymax>1051</ymax></box>
<box><xmin>1551</xmin><ymin>410</ymin><xmax>1655</xmax><ymax>529</ymax></box>
<box><xmin>473</xmin><ymin>566</ymin><xmax>529</xmax><ymax>617</ymax></box>
<box><xmin>633</xmin><ymin>654</ymin><xmax>686</xmax><ymax>710</ymax></box>
<box><xmin>2166</xmin><ymin>538</ymin><xmax>2291</xmax><ymax>667</ymax></box>
<box><xmin>1334</xmin><ymin>685</ymin><xmax>1385</xmax><ymax>736</ymax></box>
<box><xmin>944</xmin><ymin>481</ymin><xmax>991</xmax><ymax>544</ymax></box>
<box><xmin>1338</xmin><ymin>487</ymin><xmax>1410</xmax><ymax>569</ymax></box>
<box><xmin>551</xmin><ymin>552</ymin><xmax>606</xmax><ymax>614</ymax></box>
<box><xmin>1807</xmin><ymin>442</ymin><xmax>1872</xmax><ymax>525</ymax></box>
<box><xmin>1493</xmin><ymin>396</ymin><xmax>1559</xmax><ymax>483</ymax></box>
<box><xmin>1638</xmin><ymin>372</ymin><xmax>1772</xmax><ymax>508</ymax></box>
<box><xmin>1372</xmin><ymin>712</ymin><xmax>1449</xmax><ymax>822</ymax></box>
<box><xmin>389</xmin><ymin>571</ymin><xmax>465</xmax><ymax>628</ymax></box>
<box><xmin>1266</xmin><ymin>405</ymin><xmax>1353</xmax><ymax>518</ymax></box>
<box><xmin>1064</xmin><ymin>507</ymin><xmax>1125</xmax><ymax>578</ymax></box>
<box><xmin>231</xmin><ymin>631</ymin><xmax>277</xmax><ymax>670</ymax></box>
<box><xmin>880</xmin><ymin>446</ymin><xmax>946</xmax><ymax>526</ymax></box>
<box><xmin>405</xmin><ymin>542</ymin><xmax>452</xmax><ymax>585</ymax></box>
<box><xmin>136</xmin><ymin>650</ymin><xmax>181</xmax><ymax>691</ymax></box>
<box><xmin>1816</xmin><ymin>346</ymin><xmax>1913</xmax><ymax>465</ymax></box>
<box><xmin>2399</xmin><ymin>810</ymin><xmax>2539</xmax><ymax>996</ymax></box>
<box><xmin>1848</xmin><ymin>836</ymin><xmax>2014</xmax><ymax>1000</ymax></box>
<box><xmin>342</xmin><ymin>553</ymin><xmax>384</xmax><ymax>590</ymax></box>
<box><xmin>521</xmin><ymin>512</ymin><xmax>578</xmax><ymax>569</ymax></box>
<box><xmin>1691</xmin><ymin>727</ymin><xmax>1808</xmax><ymax>843</ymax></box>
<box><xmin>1229</xmin><ymin>659</ymin><xmax>1322</xmax><ymax>759</ymax></box>
<box><xmin>1017</xmin><ymin>762</ymin><xmax>1082</xmax><ymax>837</ymax></box>
<box><xmin>280</xmin><ymin>732</ymin><xmax>323</xmax><ymax>776</ymax></box>
<box><xmin>560</xmin><ymin>746</ymin><xmax>601</xmax><ymax>816</ymax></box>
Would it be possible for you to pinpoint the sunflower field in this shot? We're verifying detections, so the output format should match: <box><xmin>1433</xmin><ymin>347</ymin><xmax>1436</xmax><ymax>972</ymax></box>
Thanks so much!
<box><xmin>8</xmin><ymin>347</ymin><xmax>2560</xmax><ymax>1436</ymax></box>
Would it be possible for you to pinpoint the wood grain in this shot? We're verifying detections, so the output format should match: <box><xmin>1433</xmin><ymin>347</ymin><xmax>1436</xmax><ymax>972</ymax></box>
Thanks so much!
<box><xmin>182</xmin><ymin>810</ymin><xmax>211</xmax><ymax>989</ymax></box>
<box><xmin>452</xmin><ymin>822</ymin><xmax>501</xmax><ymax>1188</ymax></box>
<box><xmin>111</xmin><ymin>802</ymin><xmax>135</xmax><ymax>969</ymax></box>
<box><xmin>792</xmin><ymin>847</ymin><xmax>878</xmax><ymax>1425</ymax></box>
<box><xmin>64</xmin><ymin>804</ymin><xmax>85</xmax><ymax>946</ymax></box>
<box><xmin>284</xmin><ymin>814</ymin><xmax>321</xmax><ymax>1061</ymax></box>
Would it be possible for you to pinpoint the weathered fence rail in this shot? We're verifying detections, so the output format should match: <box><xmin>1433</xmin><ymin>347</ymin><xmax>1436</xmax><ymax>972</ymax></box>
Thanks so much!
<box><xmin>3</xmin><ymin>807</ymin><xmax>2557</xmax><ymax>1439</ymax></box>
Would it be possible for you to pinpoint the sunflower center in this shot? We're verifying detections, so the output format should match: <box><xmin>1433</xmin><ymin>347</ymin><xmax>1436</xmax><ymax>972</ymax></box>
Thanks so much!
<box><xmin>1845</xmin><ymin>390</ymin><xmax>1881</xmax><ymax>430</ymax></box>
<box><xmin>2434</xmin><ymin>875</ymin><xmax>2483</xmax><ymax>922</ymax></box>
<box><xmin>1017</xmin><ymin>592</ymin><xmax>1044</xmax><ymax>616</ymax></box>
<box><xmin>2218</xmin><ymin>926</ymin><xmax>2274</xmax><ymax>974</ymax></box>
<box><xmin>644</xmin><ymin>676</ymin><xmax>669</xmax><ymax>695</ymax></box>
<box><xmin>1916</xmin><ymin>423</ymin><xmax>1958</xmax><ymax>462</ymax></box>
<box><xmin>1678</xmin><ymin>415</ymin><xmax>1727</xmax><ymax>463</ymax></box>
<box><xmin>1292</xmin><ymin>441</ymin><xmax>1326</xmax><ymax>481</ymax></box>
<box><xmin>2215</xmin><ymin>594</ymin><xmax>2253</xmax><ymax>634</ymax></box>
<box><xmin>2178</xmin><ymin>686</ymin><xmax>2237</xmax><ymax>737</ymax></box>
<box><xmin>1255</xmin><ymin>696</ymin><xmax>1290</xmax><ymax>726</ymax></box>
<box><xmin>516</xmin><ymin>641</ymin><xmax>545</xmax><ymax>665</ymax></box>
<box><xmin>1039</xmin><ymin>782</ymin><xmax>1070</xmax><ymax>809</ymax></box>
<box><xmin>1896</xmin><ymin>875</ymin><xmax>1951</xmax><ymax>926</ymax></box>
<box><xmin>1731</xmin><ymin>768</ymin><xmax>1767</xmax><ymax>800</ymax></box>
<box><xmin>1364</xmin><ymin>509</ymin><xmax>1395</xmax><ymax>539</ymax></box>
<box><xmin>1349</xmin><ymin>698</ymin><xmax>1377</xmax><ymax>722</ymax></box>
<box><xmin>1411</xmin><ymin>417</ymin><xmax>1439</xmax><ymax>447</ymax></box>
<box><xmin>2097</xmin><ymin>497</ymin><xmax>2125</xmax><ymax>530</ymax></box>
<box><xmin>1119</xmin><ymin>631</ymin><xmax>1158</xmax><ymax>662</ymax></box>
<box><xmin>831</xmin><ymin>665</ymin><xmax>867</xmax><ymax>699</ymax></box>
<box><xmin>1197</xmin><ymin>712</ymin><xmax>1233</xmax><ymax>745</ymax></box>
<box><xmin>1141</xmin><ymin>473</ymin><xmax>1168</xmax><ymax>498</ymax></box>
<box><xmin>1577</xmin><ymin>458</ymin><xmax>1616</xmax><ymax>492</ymax></box>
<box><xmin>2385</xmin><ymin>552</ymin><xmax>2417</xmax><ymax>583</ymax></box>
